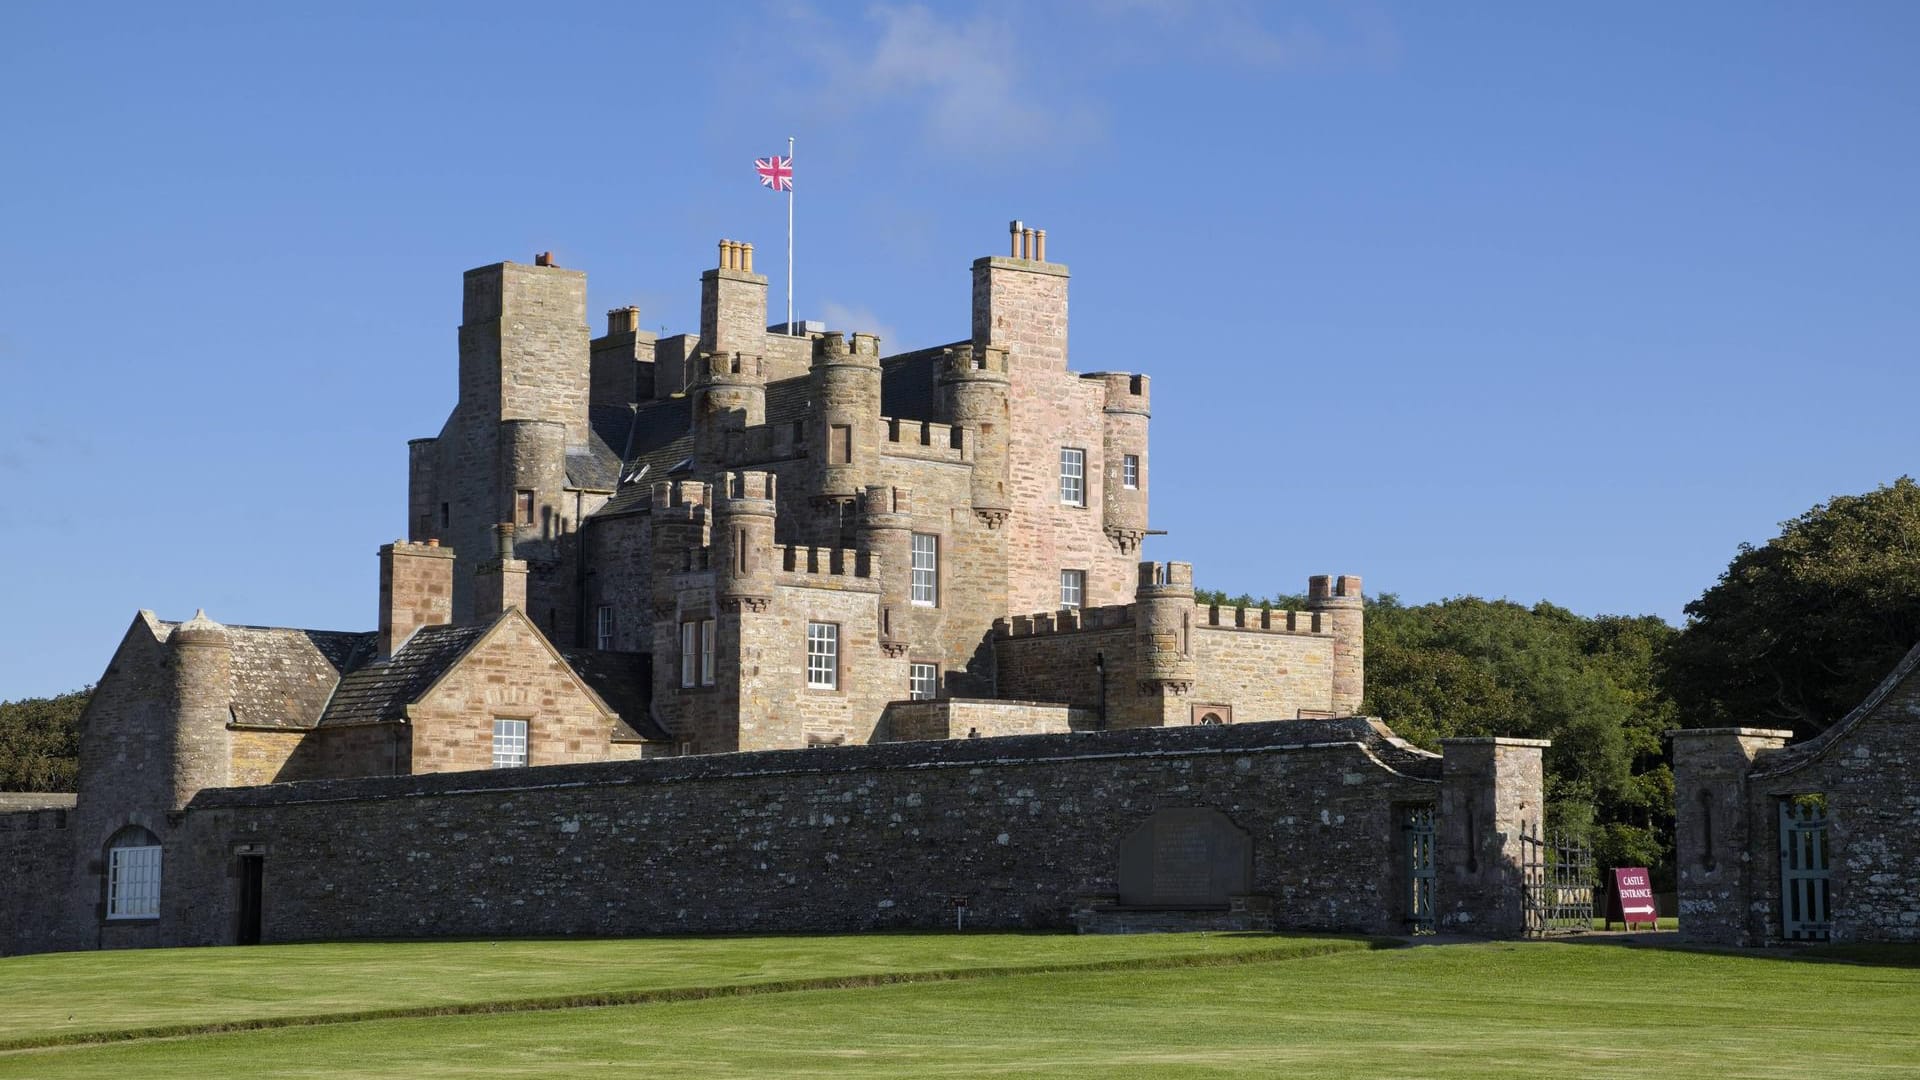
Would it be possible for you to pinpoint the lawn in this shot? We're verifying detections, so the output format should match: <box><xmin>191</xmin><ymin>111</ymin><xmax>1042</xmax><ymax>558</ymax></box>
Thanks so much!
<box><xmin>4</xmin><ymin>935</ymin><xmax>1917</xmax><ymax>1078</ymax></box>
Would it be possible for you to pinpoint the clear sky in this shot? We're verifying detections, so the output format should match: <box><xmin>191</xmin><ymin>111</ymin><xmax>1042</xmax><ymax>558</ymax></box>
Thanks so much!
<box><xmin>2</xmin><ymin>2</ymin><xmax>1916</xmax><ymax>700</ymax></box>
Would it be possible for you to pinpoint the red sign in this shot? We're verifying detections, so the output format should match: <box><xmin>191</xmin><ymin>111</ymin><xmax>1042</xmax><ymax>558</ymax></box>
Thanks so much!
<box><xmin>1607</xmin><ymin>867</ymin><xmax>1658</xmax><ymax>929</ymax></box>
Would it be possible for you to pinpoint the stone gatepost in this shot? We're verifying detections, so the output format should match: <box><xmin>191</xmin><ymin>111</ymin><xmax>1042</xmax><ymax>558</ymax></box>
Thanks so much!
<box><xmin>1436</xmin><ymin>737</ymin><xmax>1549</xmax><ymax>937</ymax></box>
<box><xmin>1669</xmin><ymin>727</ymin><xmax>1793</xmax><ymax>946</ymax></box>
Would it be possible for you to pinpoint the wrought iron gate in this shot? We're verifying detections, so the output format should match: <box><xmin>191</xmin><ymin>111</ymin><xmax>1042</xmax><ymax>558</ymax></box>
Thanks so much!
<box><xmin>1520</xmin><ymin>822</ymin><xmax>1595</xmax><ymax>936</ymax></box>
<box><xmin>1780</xmin><ymin>796</ymin><xmax>1830</xmax><ymax>941</ymax></box>
<box><xmin>1403</xmin><ymin>805</ymin><xmax>1436</xmax><ymax>933</ymax></box>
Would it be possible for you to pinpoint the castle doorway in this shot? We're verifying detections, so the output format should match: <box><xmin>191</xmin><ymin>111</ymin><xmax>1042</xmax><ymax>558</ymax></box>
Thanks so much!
<box><xmin>236</xmin><ymin>855</ymin><xmax>264</xmax><ymax>946</ymax></box>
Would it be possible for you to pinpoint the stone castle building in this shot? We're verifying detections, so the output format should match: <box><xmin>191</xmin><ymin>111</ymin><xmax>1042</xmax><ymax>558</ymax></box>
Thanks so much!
<box><xmin>4</xmin><ymin>221</ymin><xmax>1558</xmax><ymax>959</ymax></box>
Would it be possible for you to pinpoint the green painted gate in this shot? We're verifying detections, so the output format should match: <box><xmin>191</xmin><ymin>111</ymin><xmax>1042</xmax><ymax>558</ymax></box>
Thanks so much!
<box><xmin>1779</xmin><ymin>797</ymin><xmax>1830</xmax><ymax>941</ymax></box>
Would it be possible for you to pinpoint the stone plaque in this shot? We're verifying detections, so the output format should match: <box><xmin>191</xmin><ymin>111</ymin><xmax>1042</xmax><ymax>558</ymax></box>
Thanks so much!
<box><xmin>1117</xmin><ymin>807</ymin><xmax>1251</xmax><ymax>908</ymax></box>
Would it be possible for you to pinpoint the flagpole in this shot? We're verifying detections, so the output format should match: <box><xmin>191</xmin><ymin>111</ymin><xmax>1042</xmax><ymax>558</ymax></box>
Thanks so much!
<box><xmin>786</xmin><ymin>135</ymin><xmax>795</xmax><ymax>335</ymax></box>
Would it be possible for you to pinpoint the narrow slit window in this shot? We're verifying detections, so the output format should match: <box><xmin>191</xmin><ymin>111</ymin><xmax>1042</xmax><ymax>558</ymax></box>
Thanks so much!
<box><xmin>595</xmin><ymin>606</ymin><xmax>615</xmax><ymax>651</ymax></box>
<box><xmin>516</xmin><ymin>490</ymin><xmax>535</xmax><ymax>526</ymax></box>
<box><xmin>700</xmin><ymin>619</ymin><xmax>716</xmax><ymax>687</ymax></box>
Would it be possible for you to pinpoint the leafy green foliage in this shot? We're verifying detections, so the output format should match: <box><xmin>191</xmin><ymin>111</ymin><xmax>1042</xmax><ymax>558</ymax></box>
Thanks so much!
<box><xmin>1666</xmin><ymin>476</ymin><xmax>1920</xmax><ymax>736</ymax></box>
<box><xmin>1200</xmin><ymin>585</ymin><xmax>1679</xmax><ymax>885</ymax></box>
<box><xmin>0</xmin><ymin>688</ymin><xmax>89</xmax><ymax>791</ymax></box>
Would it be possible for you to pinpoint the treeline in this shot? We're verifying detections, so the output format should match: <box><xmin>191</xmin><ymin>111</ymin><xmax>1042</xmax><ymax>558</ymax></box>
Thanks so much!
<box><xmin>1202</xmin><ymin>475</ymin><xmax>1920</xmax><ymax>889</ymax></box>
<box><xmin>0</xmin><ymin>688</ymin><xmax>89</xmax><ymax>792</ymax></box>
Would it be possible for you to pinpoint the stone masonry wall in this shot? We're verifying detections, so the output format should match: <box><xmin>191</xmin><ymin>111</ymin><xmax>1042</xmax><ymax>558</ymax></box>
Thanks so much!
<box><xmin>882</xmin><ymin>699</ymin><xmax>1092</xmax><ymax>741</ymax></box>
<box><xmin>148</xmin><ymin>721</ymin><xmax>1452</xmax><ymax>950</ymax></box>
<box><xmin>1</xmin><ymin>808</ymin><xmax>72</xmax><ymax>956</ymax></box>
<box><xmin>1190</xmin><ymin>626</ymin><xmax>1337</xmax><ymax>721</ymax></box>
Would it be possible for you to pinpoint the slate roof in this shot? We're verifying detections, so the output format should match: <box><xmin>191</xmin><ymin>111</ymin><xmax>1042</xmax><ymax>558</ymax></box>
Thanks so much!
<box><xmin>566</xmin><ymin>406</ymin><xmax>631</xmax><ymax>491</ymax></box>
<box><xmin>316</xmin><ymin>623</ymin><xmax>491</xmax><ymax>727</ymax></box>
<box><xmin>161</xmin><ymin>622</ymin><xmax>372</xmax><ymax>729</ymax></box>
<box><xmin>880</xmin><ymin>342</ymin><xmax>964</xmax><ymax>422</ymax></box>
<box><xmin>558</xmin><ymin>647</ymin><xmax>668</xmax><ymax>742</ymax></box>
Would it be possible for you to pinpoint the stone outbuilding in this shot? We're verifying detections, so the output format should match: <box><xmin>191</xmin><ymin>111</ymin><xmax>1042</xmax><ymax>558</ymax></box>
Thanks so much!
<box><xmin>1672</xmin><ymin>642</ymin><xmax>1920</xmax><ymax>945</ymax></box>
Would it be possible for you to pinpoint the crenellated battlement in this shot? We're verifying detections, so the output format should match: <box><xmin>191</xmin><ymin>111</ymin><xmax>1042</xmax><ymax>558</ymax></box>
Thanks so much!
<box><xmin>993</xmin><ymin>604</ymin><xmax>1136</xmax><ymax>638</ymax></box>
<box><xmin>860</xmin><ymin>484</ymin><xmax>912</xmax><ymax>518</ymax></box>
<box><xmin>774</xmin><ymin>544</ymin><xmax>880</xmax><ymax>581</ymax></box>
<box><xmin>940</xmin><ymin>343</ymin><xmax>1010</xmax><ymax>378</ymax></box>
<box><xmin>1087</xmin><ymin>371</ymin><xmax>1150</xmax><ymax>413</ymax></box>
<box><xmin>719</xmin><ymin>469</ymin><xmax>776</xmax><ymax>504</ymax></box>
<box><xmin>1194</xmin><ymin>603</ymin><xmax>1328</xmax><ymax>636</ymax></box>
<box><xmin>696</xmin><ymin>351</ymin><xmax>764</xmax><ymax>384</ymax></box>
<box><xmin>880</xmin><ymin>417</ymin><xmax>970</xmax><ymax>461</ymax></box>
<box><xmin>648</xmin><ymin>479</ymin><xmax>712</xmax><ymax>514</ymax></box>
<box><xmin>811</xmin><ymin>330</ymin><xmax>883</xmax><ymax>365</ymax></box>
<box><xmin>1137</xmin><ymin>561</ymin><xmax>1194</xmax><ymax>590</ymax></box>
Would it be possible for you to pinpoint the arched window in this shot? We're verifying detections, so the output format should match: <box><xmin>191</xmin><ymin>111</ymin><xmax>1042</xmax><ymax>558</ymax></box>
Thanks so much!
<box><xmin>106</xmin><ymin>825</ymin><xmax>162</xmax><ymax>920</ymax></box>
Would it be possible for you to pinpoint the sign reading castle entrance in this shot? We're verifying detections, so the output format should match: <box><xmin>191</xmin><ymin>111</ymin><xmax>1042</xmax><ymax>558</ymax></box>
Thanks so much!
<box><xmin>1118</xmin><ymin>807</ymin><xmax>1251</xmax><ymax>907</ymax></box>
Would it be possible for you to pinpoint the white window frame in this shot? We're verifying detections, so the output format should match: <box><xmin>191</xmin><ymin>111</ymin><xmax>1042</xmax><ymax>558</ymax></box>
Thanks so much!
<box><xmin>700</xmin><ymin>619</ymin><xmax>716</xmax><ymax>687</ymax></box>
<box><xmin>911</xmin><ymin>533</ymin><xmax>939</xmax><ymax>606</ymax></box>
<box><xmin>1060</xmin><ymin>569</ymin><xmax>1085</xmax><ymax>611</ymax></box>
<box><xmin>492</xmin><ymin>718</ymin><xmax>529</xmax><ymax>768</ymax></box>
<box><xmin>595</xmin><ymin>605</ymin><xmax>615</xmax><ymax>650</ymax></box>
<box><xmin>1123</xmin><ymin>453</ymin><xmax>1139</xmax><ymax>489</ymax></box>
<box><xmin>106</xmin><ymin>843</ymin><xmax>162</xmax><ymax>920</ymax></box>
<box><xmin>681</xmin><ymin>621</ymin><xmax>698</xmax><ymax>688</ymax></box>
<box><xmin>909</xmin><ymin>662</ymin><xmax>938</xmax><ymax>701</ymax></box>
<box><xmin>1059</xmin><ymin>447</ymin><xmax>1086</xmax><ymax>506</ymax></box>
<box><xmin>807</xmin><ymin>622</ymin><xmax>839</xmax><ymax>690</ymax></box>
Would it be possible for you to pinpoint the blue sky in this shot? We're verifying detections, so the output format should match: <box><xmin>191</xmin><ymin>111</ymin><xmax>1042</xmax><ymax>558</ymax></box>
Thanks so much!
<box><xmin>2</xmin><ymin>2</ymin><xmax>1916</xmax><ymax>699</ymax></box>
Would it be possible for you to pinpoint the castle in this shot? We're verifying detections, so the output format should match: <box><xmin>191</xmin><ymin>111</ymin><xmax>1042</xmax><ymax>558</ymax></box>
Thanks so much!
<box><xmin>10</xmin><ymin>221</ymin><xmax>1561</xmax><ymax>958</ymax></box>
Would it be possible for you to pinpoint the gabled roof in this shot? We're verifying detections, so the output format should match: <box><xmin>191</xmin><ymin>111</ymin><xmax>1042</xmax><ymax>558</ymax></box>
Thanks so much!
<box><xmin>1752</xmin><ymin>638</ymin><xmax>1920</xmax><ymax>779</ymax></box>
<box><xmin>317</xmin><ymin>623</ymin><xmax>491</xmax><ymax>727</ymax></box>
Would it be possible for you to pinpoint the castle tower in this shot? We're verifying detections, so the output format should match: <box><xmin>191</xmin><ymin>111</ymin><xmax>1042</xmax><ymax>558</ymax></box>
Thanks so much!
<box><xmin>1096</xmin><ymin>373</ymin><xmax>1150</xmax><ymax>553</ymax></box>
<box><xmin>167</xmin><ymin>610</ymin><xmax>232</xmax><ymax>808</ymax></box>
<box><xmin>1307</xmin><ymin>574</ymin><xmax>1365</xmax><ymax>716</ymax></box>
<box><xmin>700</xmin><ymin>240</ymin><xmax>767</xmax><ymax>357</ymax></box>
<box><xmin>713</xmin><ymin>471</ymin><xmax>775</xmax><ymax>613</ymax></box>
<box><xmin>859</xmin><ymin>484</ymin><xmax>914</xmax><ymax>655</ymax></box>
<box><xmin>1133</xmin><ymin>561</ymin><xmax>1196</xmax><ymax>728</ymax></box>
<box><xmin>458</xmin><ymin>260</ymin><xmax>592</xmax><ymax>446</ymax></box>
<box><xmin>691</xmin><ymin>351</ymin><xmax>766</xmax><ymax>469</ymax></box>
<box><xmin>939</xmin><ymin>344</ymin><xmax>1012</xmax><ymax>529</ymax></box>
<box><xmin>811</xmin><ymin>331</ymin><xmax>883</xmax><ymax>513</ymax></box>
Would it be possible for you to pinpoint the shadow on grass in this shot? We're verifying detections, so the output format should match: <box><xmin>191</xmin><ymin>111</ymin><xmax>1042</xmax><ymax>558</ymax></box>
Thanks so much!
<box><xmin>1452</xmin><ymin>932</ymin><xmax>1920</xmax><ymax>970</ymax></box>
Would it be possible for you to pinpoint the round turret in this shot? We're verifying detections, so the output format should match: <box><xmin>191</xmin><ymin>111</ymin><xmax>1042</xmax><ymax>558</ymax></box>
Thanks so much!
<box><xmin>692</xmin><ymin>352</ymin><xmax>766</xmax><ymax>468</ymax></box>
<box><xmin>812</xmin><ymin>332</ymin><xmax>882</xmax><ymax>501</ymax></box>
<box><xmin>858</xmin><ymin>485</ymin><xmax>914</xmax><ymax>650</ymax></box>
<box><xmin>169</xmin><ymin>609</ymin><xmax>232</xmax><ymax>807</ymax></box>
<box><xmin>1095</xmin><ymin>372</ymin><xmax>1150</xmax><ymax>553</ymax></box>
<box><xmin>1133</xmin><ymin>562</ymin><xmax>1196</xmax><ymax>694</ymax></box>
<box><xmin>939</xmin><ymin>344</ymin><xmax>1012</xmax><ymax>521</ymax></box>
<box><xmin>714</xmin><ymin>471</ymin><xmax>775</xmax><ymax>610</ymax></box>
<box><xmin>1307</xmin><ymin>575</ymin><xmax>1365</xmax><ymax>716</ymax></box>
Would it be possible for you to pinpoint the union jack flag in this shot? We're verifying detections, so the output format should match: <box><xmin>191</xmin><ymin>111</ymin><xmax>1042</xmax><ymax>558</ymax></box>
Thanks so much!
<box><xmin>755</xmin><ymin>154</ymin><xmax>793</xmax><ymax>192</ymax></box>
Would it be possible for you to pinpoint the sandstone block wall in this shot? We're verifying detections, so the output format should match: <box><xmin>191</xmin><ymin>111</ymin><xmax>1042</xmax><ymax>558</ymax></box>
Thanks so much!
<box><xmin>409</xmin><ymin>617</ymin><xmax>618</xmax><ymax>772</ymax></box>
<box><xmin>882</xmin><ymin>699</ymin><xmax>1092</xmax><ymax>741</ymax></box>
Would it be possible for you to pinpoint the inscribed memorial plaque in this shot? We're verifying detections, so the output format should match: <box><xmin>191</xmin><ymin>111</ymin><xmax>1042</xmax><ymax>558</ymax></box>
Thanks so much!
<box><xmin>1117</xmin><ymin>807</ymin><xmax>1251</xmax><ymax>907</ymax></box>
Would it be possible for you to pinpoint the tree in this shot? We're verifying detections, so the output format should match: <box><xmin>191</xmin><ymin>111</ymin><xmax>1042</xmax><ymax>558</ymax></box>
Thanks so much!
<box><xmin>1666</xmin><ymin>477</ymin><xmax>1920</xmax><ymax>737</ymax></box>
<box><xmin>0</xmin><ymin>688</ymin><xmax>89</xmax><ymax>791</ymax></box>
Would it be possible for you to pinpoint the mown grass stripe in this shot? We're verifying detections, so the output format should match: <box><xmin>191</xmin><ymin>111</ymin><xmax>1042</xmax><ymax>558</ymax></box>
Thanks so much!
<box><xmin>0</xmin><ymin>937</ymin><xmax>1392</xmax><ymax>1054</ymax></box>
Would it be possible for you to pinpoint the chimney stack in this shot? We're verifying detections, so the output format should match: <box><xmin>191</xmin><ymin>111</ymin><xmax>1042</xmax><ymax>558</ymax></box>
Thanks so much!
<box><xmin>378</xmin><ymin>539</ymin><xmax>455</xmax><ymax>659</ymax></box>
<box><xmin>474</xmin><ymin>523</ymin><xmax>529</xmax><ymax>619</ymax></box>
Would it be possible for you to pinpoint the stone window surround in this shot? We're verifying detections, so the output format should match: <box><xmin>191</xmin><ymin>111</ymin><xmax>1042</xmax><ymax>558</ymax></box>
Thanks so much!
<box><xmin>909</xmin><ymin>662</ymin><xmax>938</xmax><ymax>700</ymax></box>
<box><xmin>680</xmin><ymin>619</ymin><xmax>715</xmax><ymax>688</ymax></box>
<box><xmin>105</xmin><ymin>826</ymin><xmax>162</xmax><ymax>920</ymax></box>
<box><xmin>1059</xmin><ymin>447</ymin><xmax>1086</xmax><ymax>506</ymax></box>
<box><xmin>491</xmin><ymin>718</ymin><xmax>529</xmax><ymax>768</ymax></box>
<box><xmin>911</xmin><ymin>533</ymin><xmax>939</xmax><ymax>606</ymax></box>
<box><xmin>807</xmin><ymin>621</ymin><xmax>839</xmax><ymax>690</ymax></box>
<box><xmin>1060</xmin><ymin>569</ymin><xmax>1086</xmax><ymax>610</ymax></box>
<box><xmin>1123</xmin><ymin>453</ymin><xmax>1139</xmax><ymax>489</ymax></box>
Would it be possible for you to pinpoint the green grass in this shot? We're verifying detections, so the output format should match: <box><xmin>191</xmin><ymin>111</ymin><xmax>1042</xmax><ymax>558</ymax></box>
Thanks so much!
<box><xmin>4</xmin><ymin>935</ymin><xmax>1918</xmax><ymax>1078</ymax></box>
<box><xmin>0</xmin><ymin>932</ymin><xmax>1372</xmax><ymax>1046</ymax></box>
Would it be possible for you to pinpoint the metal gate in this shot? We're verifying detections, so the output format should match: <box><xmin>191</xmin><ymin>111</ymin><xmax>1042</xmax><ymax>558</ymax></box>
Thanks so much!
<box><xmin>1780</xmin><ymin>796</ymin><xmax>1830</xmax><ymax>941</ymax></box>
<box><xmin>1403</xmin><ymin>805</ymin><xmax>1436</xmax><ymax>933</ymax></box>
<box><xmin>1520</xmin><ymin>821</ymin><xmax>1595</xmax><ymax>936</ymax></box>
